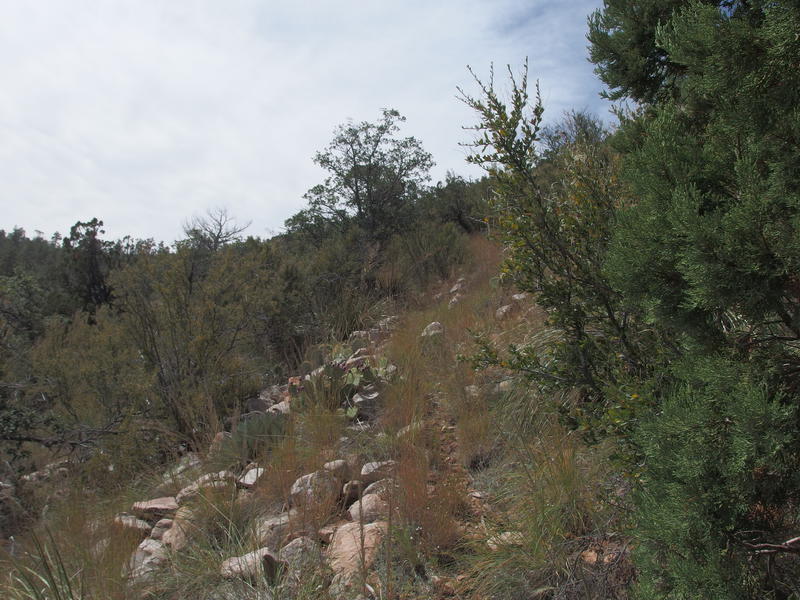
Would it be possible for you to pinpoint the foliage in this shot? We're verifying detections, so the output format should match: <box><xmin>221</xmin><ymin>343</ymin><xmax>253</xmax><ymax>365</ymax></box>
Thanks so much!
<box><xmin>288</xmin><ymin>108</ymin><xmax>434</xmax><ymax>244</ymax></box>
<box><xmin>458</xmin><ymin>64</ymin><xmax>653</xmax><ymax>430</ymax></box>
<box><xmin>632</xmin><ymin>357</ymin><xmax>800</xmax><ymax>599</ymax></box>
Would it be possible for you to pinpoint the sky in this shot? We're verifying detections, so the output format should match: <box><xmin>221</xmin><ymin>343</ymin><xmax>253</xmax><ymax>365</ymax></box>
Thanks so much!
<box><xmin>0</xmin><ymin>0</ymin><xmax>611</xmax><ymax>244</ymax></box>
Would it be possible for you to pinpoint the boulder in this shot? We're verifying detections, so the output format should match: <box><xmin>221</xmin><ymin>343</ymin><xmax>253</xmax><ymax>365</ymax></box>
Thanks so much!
<box><xmin>363</xmin><ymin>478</ymin><xmax>394</xmax><ymax>498</ymax></box>
<box><xmin>268</xmin><ymin>399</ymin><xmax>291</xmax><ymax>415</ymax></box>
<box><xmin>254</xmin><ymin>512</ymin><xmax>293</xmax><ymax>549</ymax></box>
<box><xmin>495</xmin><ymin>304</ymin><xmax>515</xmax><ymax>321</ymax></box>
<box><xmin>149</xmin><ymin>518</ymin><xmax>173</xmax><ymax>540</ymax></box>
<box><xmin>360</xmin><ymin>461</ymin><xmax>395</xmax><ymax>486</ymax></box>
<box><xmin>131</xmin><ymin>497</ymin><xmax>178</xmax><ymax>520</ymax></box>
<box><xmin>421</xmin><ymin>321</ymin><xmax>444</xmax><ymax>338</ymax></box>
<box><xmin>220</xmin><ymin>547</ymin><xmax>285</xmax><ymax>582</ymax></box>
<box><xmin>279</xmin><ymin>535</ymin><xmax>320</xmax><ymax>576</ymax></box>
<box><xmin>162</xmin><ymin>506</ymin><xmax>193</xmax><ymax>551</ymax></box>
<box><xmin>347</xmin><ymin>494</ymin><xmax>388</xmax><ymax>524</ymax></box>
<box><xmin>126</xmin><ymin>538</ymin><xmax>167</xmax><ymax>583</ymax></box>
<box><xmin>351</xmin><ymin>385</ymin><xmax>381</xmax><ymax>420</ymax></box>
<box><xmin>342</xmin><ymin>480</ymin><xmax>364</xmax><ymax>507</ymax></box>
<box><xmin>113</xmin><ymin>514</ymin><xmax>152</xmax><ymax>538</ymax></box>
<box><xmin>237</xmin><ymin>467</ymin><xmax>265</xmax><ymax>489</ymax></box>
<box><xmin>289</xmin><ymin>470</ymin><xmax>340</xmax><ymax>509</ymax></box>
<box><xmin>450</xmin><ymin>278</ymin><xmax>466</xmax><ymax>294</ymax></box>
<box><xmin>511</xmin><ymin>292</ymin><xmax>528</xmax><ymax>302</ymax></box>
<box><xmin>323</xmin><ymin>459</ymin><xmax>350</xmax><ymax>482</ymax></box>
<box><xmin>176</xmin><ymin>471</ymin><xmax>235</xmax><ymax>504</ymax></box>
<box><xmin>327</xmin><ymin>521</ymin><xmax>388</xmax><ymax>598</ymax></box>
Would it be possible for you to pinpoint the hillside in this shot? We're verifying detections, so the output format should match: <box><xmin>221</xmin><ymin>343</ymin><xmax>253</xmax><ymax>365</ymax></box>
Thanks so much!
<box><xmin>1</xmin><ymin>236</ymin><xmax>632</xmax><ymax>599</ymax></box>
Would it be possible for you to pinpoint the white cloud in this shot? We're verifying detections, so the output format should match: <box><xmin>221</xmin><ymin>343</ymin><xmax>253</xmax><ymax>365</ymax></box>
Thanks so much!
<box><xmin>0</xmin><ymin>0</ymin><xmax>610</xmax><ymax>243</ymax></box>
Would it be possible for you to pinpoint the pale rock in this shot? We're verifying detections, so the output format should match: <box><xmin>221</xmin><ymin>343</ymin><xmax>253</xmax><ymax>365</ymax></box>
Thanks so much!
<box><xmin>279</xmin><ymin>536</ymin><xmax>319</xmax><ymax>576</ymax></box>
<box><xmin>450</xmin><ymin>277</ymin><xmax>466</xmax><ymax>294</ymax></box>
<box><xmin>360</xmin><ymin>461</ymin><xmax>395</xmax><ymax>485</ymax></box>
<box><xmin>348</xmin><ymin>330</ymin><xmax>370</xmax><ymax>344</ymax></box>
<box><xmin>363</xmin><ymin>478</ymin><xmax>394</xmax><ymax>498</ymax></box>
<box><xmin>347</xmin><ymin>494</ymin><xmax>388</xmax><ymax>523</ymax></box>
<box><xmin>176</xmin><ymin>471</ymin><xmax>235</xmax><ymax>504</ymax></box>
<box><xmin>494</xmin><ymin>379</ymin><xmax>514</xmax><ymax>394</ymax></box>
<box><xmin>238</xmin><ymin>467</ymin><xmax>265</xmax><ymax>489</ymax></box>
<box><xmin>220</xmin><ymin>547</ymin><xmax>285</xmax><ymax>582</ymax></box>
<box><xmin>254</xmin><ymin>512</ymin><xmax>293</xmax><ymax>549</ymax></box>
<box><xmin>126</xmin><ymin>538</ymin><xmax>167</xmax><ymax>583</ymax></box>
<box><xmin>448</xmin><ymin>294</ymin><xmax>463</xmax><ymax>309</ymax></box>
<box><xmin>113</xmin><ymin>514</ymin><xmax>152</xmax><ymax>538</ymax></box>
<box><xmin>323</xmin><ymin>459</ymin><xmax>350</xmax><ymax>482</ymax></box>
<box><xmin>343</xmin><ymin>348</ymin><xmax>372</xmax><ymax>370</ymax></box>
<box><xmin>464</xmin><ymin>385</ymin><xmax>481</xmax><ymax>398</ymax></box>
<box><xmin>351</xmin><ymin>385</ymin><xmax>381</xmax><ymax>420</ymax></box>
<box><xmin>162</xmin><ymin>506</ymin><xmax>193</xmax><ymax>551</ymax></box>
<box><xmin>420</xmin><ymin>321</ymin><xmax>444</xmax><ymax>338</ymax></box>
<box><xmin>318</xmin><ymin>524</ymin><xmax>337</xmax><ymax>544</ymax></box>
<box><xmin>289</xmin><ymin>470</ymin><xmax>340</xmax><ymax>508</ymax></box>
<box><xmin>268</xmin><ymin>399</ymin><xmax>291</xmax><ymax>415</ymax></box>
<box><xmin>376</xmin><ymin>315</ymin><xmax>399</xmax><ymax>331</ymax></box>
<box><xmin>327</xmin><ymin>521</ymin><xmax>387</xmax><ymax>598</ymax></box>
<box><xmin>342</xmin><ymin>480</ymin><xmax>364</xmax><ymax>507</ymax></box>
<box><xmin>511</xmin><ymin>292</ymin><xmax>528</xmax><ymax>302</ymax></box>
<box><xmin>495</xmin><ymin>304</ymin><xmax>515</xmax><ymax>321</ymax></box>
<box><xmin>131</xmin><ymin>497</ymin><xmax>178</xmax><ymax>520</ymax></box>
<box><xmin>149</xmin><ymin>518</ymin><xmax>173</xmax><ymax>540</ymax></box>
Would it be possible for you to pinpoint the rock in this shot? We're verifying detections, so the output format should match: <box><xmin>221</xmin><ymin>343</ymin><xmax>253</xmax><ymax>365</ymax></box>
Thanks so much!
<box><xmin>343</xmin><ymin>348</ymin><xmax>373</xmax><ymax>370</ymax></box>
<box><xmin>254</xmin><ymin>512</ymin><xmax>293</xmax><ymax>549</ymax></box>
<box><xmin>448</xmin><ymin>294</ymin><xmax>463</xmax><ymax>309</ymax></box>
<box><xmin>347</xmin><ymin>494</ymin><xmax>388</xmax><ymax>523</ymax></box>
<box><xmin>131</xmin><ymin>497</ymin><xmax>178</xmax><ymax>520</ymax></box>
<box><xmin>351</xmin><ymin>385</ymin><xmax>381</xmax><ymax>420</ymax></box>
<box><xmin>464</xmin><ymin>385</ymin><xmax>480</xmax><ymax>398</ymax></box>
<box><xmin>279</xmin><ymin>535</ymin><xmax>320</xmax><ymax>576</ymax></box>
<box><xmin>176</xmin><ymin>471</ymin><xmax>235</xmax><ymax>504</ymax></box>
<box><xmin>363</xmin><ymin>478</ymin><xmax>394</xmax><ymax>498</ymax></box>
<box><xmin>450</xmin><ymin>280</ymin><xmax>465</xmax><ymax>294</ymax></box>
<box><xmin>238</xmin><ymin>467</ymin><xmax>265</xmax><ymax>489</ymax></box>
<box><xmin>495</xmin><ymin>304</ymin><xmax>515</xmax><ymax>321</ymax></box>
<box><xmin>486</xmin><ymin>531</ymin><xmax>524</xmax><ymax>552</ymax></box>
<box><xmin>494</xmin><ymin>379</ymin><xmax>514</xmax><ymax>394</ymax></box>
<box><xmin>162</xmin><ymin>453</ymin><xmax>201</xmax><ymax>483</ymax></box>
<box><xmin>126</xmin><ymin>538</ymin><xmax>167</xmax><ymax>583</ymax></box>
<box><xmin>375</xmin><ymin>315</ymin><xmax>399</xmax><ymax>331</ymax></box>
<box><xmin>342</xmin><ymin>480</ymin><xmax>364</xmax><ymax>507</ymax></box>
<box><xmin>348</xmin><ymin>330</ymin><xmax>371</xmax><ymax>344</ymax></box>
<box><xmin>420</xmin><ymin>321</ymin><xmax>444</xmax><ymax>338</ymax></box>
<box><xmin>113</xmin><ymin>514</ymin><xmax>152</xmax><ymax>538</ymax></box>
<box><xmin>162</xmin><ymin>506</ymin><xmax>193</xmax><ymax>551</ymax></box>
<box><xmin>268</xmin><ymin>399</ymin><xmax>291</xmax><ymax>415</ymax></box>
<box><xmin>327</xmin><ymin>521</ymin><xmax>388</xmax><ymax>598</ymax></box>
<box><xmin>323</xmin><ymin>459</ymin><xmax>350</xmax><ymax>482</ymax></box>
<box><xmin>149</xmin><ymin>518</ymin><xmax>173</xmax><ymax>540</ymax></box>
<box><xmin>289</xmin><ymin>470</ymin><xmax>341</xmax><ymax>509</ymax></box>
<box><xmin>581</xmin><ymin>549</ymin><xmax>598</xmax><ymax>565</ymax></box>
<box><xmin>318</xmin><ymin>524</ymin><xmax>337</xmax><ymax>544</ymax></box>
<box><xmin>220</xmin><ymin>547</ymin><xmax>285</xmax><ymax>582</ymax></box>
<box><xmin>511</xmin><ymin>292</ymin><xmax>528</xmax><ymax>302</ymax></box>
<box><xmin>360</xmin><ymin>461</ymin><xmax>395</xmax><ymax>486</ymax></box>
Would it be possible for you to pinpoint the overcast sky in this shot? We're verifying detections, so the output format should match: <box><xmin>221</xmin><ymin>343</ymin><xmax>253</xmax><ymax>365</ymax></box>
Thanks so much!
<box><xmin>0</xmin><ymin>0</ymin><xmax>611</xmax><ymax>243</ymax></box>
